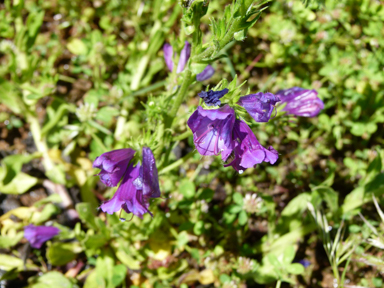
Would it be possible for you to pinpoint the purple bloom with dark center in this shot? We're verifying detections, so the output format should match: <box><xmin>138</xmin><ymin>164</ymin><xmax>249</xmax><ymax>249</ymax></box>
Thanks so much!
<box><xmin>276</xmin><ymin>87</ymin><xmax>324</xmax><ymax>117</ymax></box>
<box><xmin>24</xmin><ymin>225</ymin><xmax>60</xmax><ymax>249</ymax></box>
<box><xmin>163</xmin><ymin>41</ymin><xmax>215</xmax><ymax>81</ymax></box>
<box><xmin>93</xmin><ymin>148</ymin><xmax>136</xmax><ymax>187</ymax></box>
<box><xmin>237</xmin><ymin>92</ymin><xmax>280</xmax><ymax>123</ymax></box>
<box><xmin>225</xmin><ymin>120</ymin><xmax>278</xmax><ymax>172</ymax></box>
<box><xmin>98</xmin><ymin>147</ymin><xmax>160</xmax><ymax>219</ymax></box>
<box><xmin>198</xmin><ymin>88</ymin><xmax>229</xmax><ymax>106</ymax></box>
<box><xmin>187</xmin><ymin>105</ymin><xmax>235</xmax><ymax>161</ymax></box>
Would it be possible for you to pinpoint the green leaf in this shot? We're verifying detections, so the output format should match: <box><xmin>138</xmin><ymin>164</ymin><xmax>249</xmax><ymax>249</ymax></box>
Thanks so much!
<box><xmin>286</xmin><ymin>263</ymin><xmax>305</xmax><ymax>275</ymax></box>
<box><xmin>238</xmin><ymin>210</ymin><xmax>248</xmax><ymax>226</ymax></box>
<box><xmin>115</xmin><ymin>250</ymin><xmax>141</xmax><ymax>270</ymax></box>
<box><xmin>233</xmin><ymin>192</ymin><xmax>244</xmax><ymax>205</ymax></box>
<box><xmin>84</xmin><ymin>270</ymin><xmax>105</xmax><ymax>288</ymax></box>
<box><xmin>228</xmin><ymin>205</ymin><xmax>242</xmax><ymax>214</ymax></box>
<box><xmin>76</xmin><ymin>202</ymin><xmax>97</xmax><ymax>230</ymax></box>
<box><xmin>0</xmin><ymin>255</ymin><xmax>23</xmax><ymax>271</ymax></box>
<box><xmin>0</xmin><ymin>168</ymin><xmax>39</xmax><ymax>195</ymax></box>
<box><xmin>179</xmin><ymin>179</ymin><xmax>195</xmax><ymax>199</ymax></box>
<box><xmin>281</xmin><ymin>193</ymin><xmax>311</xmax><ymax>217</ymax></box>
<box><xmin>176</xmin><ymin>231</ymin><xmax>190</xmax><ymax>248</ymax></box>
<box><xmin>83</xmin><ymin>234</ymin><xmax>108</xmax><ymax>252</ymax></box>
<box><xmin>282</xmin><ymin>246</ymin><xmax>295</xmax><ymax>265</ymax></box>
<box><xmin>0</xmin><ymin>233</ymin><xmax>24</xmax><ymax>249</ymax></box>
<box><xmin>31</xmin><ymin>203</ymin><xmax>60</xmax><ymax>224</ymax></box>
<box><xmin>111</xmin><ymin>265</ymin><xmax>127</xmax><ymax>287</ymax></box>
<box><xmin>198</xmin><ymin>188</ymin><xmax>214</xmax><ymax>202</ymax></box>
<box><xmin>0</xmin><ymin>78</ymin><xmax>24</xmax><ymax>114</ymax></box>
<box><xmin>267</xmin><ymin>254</ymin><xmax>281</xmax><ymax>268</ymax></box>
<box><xmin>1</xmin><ymin>153</ymin><xmax>39</xmax><ymax>184</ymax></box>
<box><xmin>46</xmin><ymin>242</ymin><xmax>79</xmax><ymax>266</ymax></box>
<box><xmin>193</xmin><ymin>220</ymin><xmax>204</xmax><ymax>235</ymax></box>
<box><xmin>31</xmin><ymin>271</ymin><xmax>72</xmax><ymax>288</ymax></box>
<box><xmin>365</xmin><ymin>152</ymin><xmax>382</xmax><ymax>184</ymax></box>
<box><xmin>67</xmin><ymin>39</ymin><xmax>88</xmax><ymax>55</ymax></box>
<box><xmin>220</xmin><ymin>274</ymin><xmax>231</xmax><ymax>283</ymax></box>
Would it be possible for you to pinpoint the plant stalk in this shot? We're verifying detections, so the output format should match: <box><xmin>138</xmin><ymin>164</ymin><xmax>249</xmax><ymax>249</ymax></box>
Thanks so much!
<box><xmin>159</xmin><ymin>150</ymin><xmax>195</xmax><ymax>175</ymax></box>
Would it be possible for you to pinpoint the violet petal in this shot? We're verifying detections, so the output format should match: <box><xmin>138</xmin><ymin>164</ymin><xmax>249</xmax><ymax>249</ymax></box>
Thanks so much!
<box><xmin>24</xmin><ymin>225</ymin><xmax>60</xmax><ymax>249</ymax></box>
<box><xmin>225</xmin><ymin>120</ymin><xmax>278</xmax><ymax>172</ymax></box>
<box><xmin>142</xmin><ymin>147</ymin><xmax>161</xmax><ymax>198</ymax></box>
<box><xmin>187</xmin><ymin>105</ymin><xmax>235</xmax><ymax>160</ymax></box>
<box><xmin>276</xmin><ymin>87</ymin><xmax>324</xmax><ymax>117</ymax></box>
<box><xmin>196</xmin><ymin>65</ymin><xmax>215</xmax><ymax>81</ymax></box>
<box><xmin>163</xmin><ymin>43</ymin><xmax>174</xmax><ymax>72</ymax></box>
<box><xmin>237</xmin><ymin>92</ymin><xmax>280</xmax><ymax>123</ymax></box>
<box><xmin>176</xmin><ymin>41</ymin><xmax>191</xmax><ymax>73</ymax></box>
<box><xmin>93</xmin><ymin>148</ymin><xmax>136</xmax><ymax>187</ymax></box>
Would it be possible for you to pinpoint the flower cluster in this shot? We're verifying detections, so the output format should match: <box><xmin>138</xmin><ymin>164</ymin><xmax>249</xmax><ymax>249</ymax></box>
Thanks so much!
<box><xmin>163</xmin><ymin>41</ymin><xmax>215</xmax><ymax>81</ymax></box>
<box><xmin>237</xmin><ymin>257</ymin><xmax>255</xmax><ymax>274</ymax></box>
<box><xmin>94</xmin><ymin>147</ymin><xmax>160</xmax><ymax>219</ymax></box>
<box><xmin>243</xmin><ymin>193</ymin><xmax>263</xmax><ymax>214</ymax></box>
<box><xmin>188</xmin><ymin>87</ymin><xmax>323</xmax><ymax>172</ymax></box>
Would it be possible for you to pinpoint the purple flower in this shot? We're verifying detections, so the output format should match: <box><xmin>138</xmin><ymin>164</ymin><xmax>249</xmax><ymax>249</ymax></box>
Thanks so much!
<box><xmin>100</xmin><ymin>164</ymin><xmax>151</xmax><ymax>219</ymax></box>
<box><xmin>198</xmin><ymin>88</ymin><xmax>229</xmax><ymax>106</ymax></box>
<box><xmin>298</xmin><ymin>259</ymin><xmax>311</xmax><ymax>268</ymax></box>
<box><xmin>98</xmin><ymin>147</ymin><xmax>160</xmax><ymax>219</ymax></box>
<box><xmin>177</xmin><ymin>41</ymin><xmax>191</xmax><ymax>73</ymax></box>
<box><xmin>196</xmin><ymin>65</ymin><xmax>215</xmax><ymax>81</ymax></box>
<box><xmin>276</xmin><ymin>87</ymin><xmax>324</xmax><ymax>117</ymax></box>
<box><xmin>24</xmin><ymin>225</ymin><xmax>60</xmax><ymax>249</ymax></box>
<box><xmin>187</xmin><ymin>105</ymin><xmax>235</xmax><ymax>161</ymax></box>
<box><xmin>93</xmin><ymin>148</ymin><xmax>136</xmax><ymax>187</ymax></box>
<box><xmin>163</xmin><ymin>41</ymin><xmax>215</xmax><ymax>81</ymax></box>
<box><xmin>237</xmin><ymin>92</ymin><xmax>280</xmax><ymax>123</ymax></box>
<box><xmin>134</xmin><ymin>147</ymin><xmax>161</xmax><ymax>199</ymax></box>
<box><xmin>225</xmin><ymin>120</ymin><xmax>278</xmax><ymax>172</ymax></box>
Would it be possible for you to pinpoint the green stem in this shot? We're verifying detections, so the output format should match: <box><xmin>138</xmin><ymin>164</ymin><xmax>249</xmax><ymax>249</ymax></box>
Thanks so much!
<box><xmin>275</xmin><ymin>280</ymin><xmax>281</xmax><ymax>288</ymax></box>
<box><xmin>119</xmin><ymin>80</ymin><xmax>166</xmax><ymax>103</ymax></box>
<box><xmin>27</xmin><ymin>112</ymin><xmax>55</xmax><ymax>173</ymax></box>
<box><xmin>168</xmin><ymin>69</ymin><xmax>192</xmax><ymax>121</ymax></box>
<box><xmin>191</xmin><ymin>19</ymin><xmax>240</xmax><ymax>63</ymax></box>
<box><xmin>172</xmin><ymin>130</ymin><xmax>192</xmax><ymax>141</ymax></box>
<box><xmin>158</xmin><ymin>150</ymin><xmax>195</xmax><ymax>175</ymax></box>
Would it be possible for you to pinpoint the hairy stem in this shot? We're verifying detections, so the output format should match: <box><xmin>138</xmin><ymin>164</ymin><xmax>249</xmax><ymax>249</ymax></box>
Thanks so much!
<box><xmin>158</xmin><ymin>150</ymin><xmax>195</xmax><ymax>175</ymax></box>
<box><xmin>191</xmin><ymin>18</ymin><xmax>240</xmax><ymax>63</ymax></box>
<box><xmin>168</xmin><ymin>69</ymin><xmax>193</xmax><ymax>121</ymax></box>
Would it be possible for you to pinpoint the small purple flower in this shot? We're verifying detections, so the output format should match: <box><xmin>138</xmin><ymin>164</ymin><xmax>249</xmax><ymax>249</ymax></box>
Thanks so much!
<box><xmin>298</xmin><ymin>259</ymin><xmax>311</xmax><ymax>268</ymax></box>
<box><xmin>163</xmin><ymin>43</ymin><xmax>174</xmax><ymax>71</ymax></box>
<box><xmin>177</xmin><ymin>41</ymin><xmax>191</xmax><ymax>73</ymax></box>
<box><xmin>198</xmin><ymin>88</ymin><xmax>229</xmax><ymax>107</ymax></box>
<box><xmin>24</xmin><ymin>225</ymin><xmax>60</xmax><ymax>249</ymax></box>
<box><xmin>93</xmin><ymin>148</ymin><xmax>136</xmax><ymax>187</ymax></box>
<box><xmin>237</xmin><ymin>92</ymin><xmax>280</xmax><ymax>123</ymax></box>
<box><xmin>98</xmin><ymin>147</ymin><xmax>160</xmax><ymax>219</ymax></box>
<box><xmin>196</xmin><ymin>65</ymin><xmax>215</xmax><ymax>81</ymax></box>
<box><xmin>276</xmin><ymin>87</ymin><xmax>324</xmax><ymax>117</ymax></box>
<box><xmin>187</xmin><ymin>105</ymin><xmax>235</xmax><ymax>161</ymax></box>
<box><xmin>163</xmin><ymin>41</ymin><xmax>215</xmax><ymax>81</ymax></box>
<box><xmin>225</xmin><ymin>120</ymin><xmax>278</xmax><ymax>172</ymax></box>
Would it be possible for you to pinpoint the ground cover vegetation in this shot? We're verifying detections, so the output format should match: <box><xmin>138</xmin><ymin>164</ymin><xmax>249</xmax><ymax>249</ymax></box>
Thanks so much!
<box><xmin>0</xmin><ymin>0</ymin><xmax>384</xmax><ymax>287</ymax></box>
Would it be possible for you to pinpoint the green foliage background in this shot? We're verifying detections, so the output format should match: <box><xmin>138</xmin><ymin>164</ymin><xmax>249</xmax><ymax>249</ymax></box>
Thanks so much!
<box><xmin>0</xmin><ymin>0</ymin><xmax>384</xmax><ymax>287</ymax></box>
